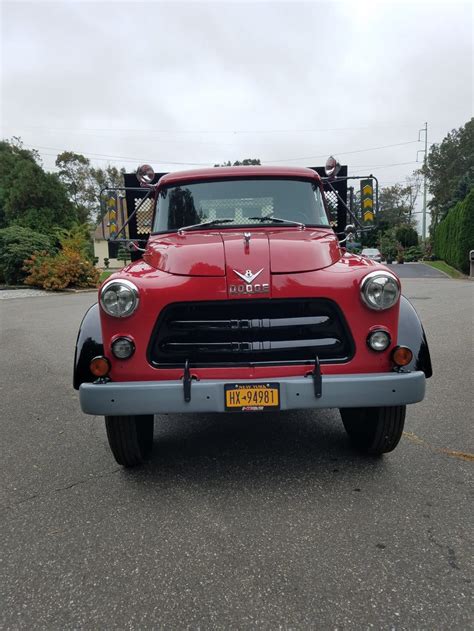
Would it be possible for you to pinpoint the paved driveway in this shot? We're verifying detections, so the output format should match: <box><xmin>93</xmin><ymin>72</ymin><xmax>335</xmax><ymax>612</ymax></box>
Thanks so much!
<box><xmin>386</xmin><ymin>262</ymin><xmax>448</xmax><ymax>278</ymax></box>
<box><xmin>1</xmin><ymin>279</ymin><xmax>472</xmax><ymax>629</ymax></box>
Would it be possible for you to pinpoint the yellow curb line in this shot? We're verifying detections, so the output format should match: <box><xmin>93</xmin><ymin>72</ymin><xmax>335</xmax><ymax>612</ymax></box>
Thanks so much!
<box><xmin>403</xmin><ymin>432</ymin><xmax>474</xmax><ymax>462</ymax></box>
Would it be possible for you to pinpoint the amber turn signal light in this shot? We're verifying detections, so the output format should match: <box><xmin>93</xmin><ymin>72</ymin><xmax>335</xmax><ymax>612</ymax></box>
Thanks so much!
<box><xmin>391</xmin><ymin>346</ymin><xmax>413</xmax><ymax>367</ymax></box>
<box><xmin>90</xmin><ymin>356</ymin><xmax>111</xmax><ymax>377</ymax></box>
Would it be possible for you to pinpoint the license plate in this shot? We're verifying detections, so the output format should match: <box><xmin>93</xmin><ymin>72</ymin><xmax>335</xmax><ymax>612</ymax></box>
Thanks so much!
<box><xmin>224</xmin><ymin>383</ymin><xmax>280</xmax><ymax>411</ymax></box>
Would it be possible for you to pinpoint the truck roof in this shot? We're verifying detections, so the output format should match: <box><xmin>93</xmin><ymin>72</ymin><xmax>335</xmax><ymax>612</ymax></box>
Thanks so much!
<box><xmin>158</xmin><ymin>165</ymin><xmax>320</xmax><ymax>186</ymax></box>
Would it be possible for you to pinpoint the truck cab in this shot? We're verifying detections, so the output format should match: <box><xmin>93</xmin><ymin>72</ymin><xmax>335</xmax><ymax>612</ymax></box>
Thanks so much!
<box><xmin>74</xmin><ymin>162</ymin><xmax>432</xmax><ymax>466</ymax></box>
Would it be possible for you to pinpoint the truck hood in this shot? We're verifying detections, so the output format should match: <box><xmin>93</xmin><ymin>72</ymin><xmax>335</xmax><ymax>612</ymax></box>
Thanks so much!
<box><xmin>143</xmin><ymin>229</ymin><xmax>342</xmax><ymax>277</ymax></box>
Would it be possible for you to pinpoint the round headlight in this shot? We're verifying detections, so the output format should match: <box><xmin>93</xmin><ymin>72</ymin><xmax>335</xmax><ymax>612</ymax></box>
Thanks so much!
<box><xmin>360</xmin><ymin>272</ymin><xmax>400</xmax><ymax>311</ymax></box>
<box><xmin>100</xmin><ymin>280</ymin><xmax>139</xmax><ymax>318</ymax></box>
<box><xmin>367</xmin><ymin>330</ymin><xmax>391</xmax><ymax>351</ymax></box>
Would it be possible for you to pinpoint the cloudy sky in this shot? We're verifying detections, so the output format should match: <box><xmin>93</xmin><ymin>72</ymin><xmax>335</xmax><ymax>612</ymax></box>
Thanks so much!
<box><xmin>1</xmin><ymin>0</ymin><xmax>472</xmax><ymax>198</ymax></box>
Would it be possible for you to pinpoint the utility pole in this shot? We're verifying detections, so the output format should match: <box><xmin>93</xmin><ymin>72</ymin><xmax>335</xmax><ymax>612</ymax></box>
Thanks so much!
<box><xmin>417</xmin><ymin>122</ymin><xmax>428</xmax><ymax>241</ymax></box>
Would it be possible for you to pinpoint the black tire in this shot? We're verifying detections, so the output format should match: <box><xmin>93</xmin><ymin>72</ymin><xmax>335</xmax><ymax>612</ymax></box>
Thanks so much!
<box><xmin>340</xmin><ymin>406</ymin><xmax>406</xmax><ymax>455</ymax></box>
<box><xmin>105</xmin><ymin>415</ymin><xmax>154</xmax><ymax>467</ymax></box>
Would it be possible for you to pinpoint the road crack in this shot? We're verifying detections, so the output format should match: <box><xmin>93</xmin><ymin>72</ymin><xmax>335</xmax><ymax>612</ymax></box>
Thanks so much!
<box><xmin>1</xmin><ymin>467</ymin><xmax>122</xmax><ymax>512</ymax></box>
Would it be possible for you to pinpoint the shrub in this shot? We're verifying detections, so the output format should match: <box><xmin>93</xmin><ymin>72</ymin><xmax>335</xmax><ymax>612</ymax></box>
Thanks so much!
<box><xmin>404</xmin><ymin>245</ymin><xmax>424</xmax><ymax>262</ymax></box>
<box><xmin>24</xmin><ymin>249</ymin><xmax>100</xmax><ymax>290</ymax></box>
<box><xmin>434</xmin><ymin>189</ymin><xmax>474</xmax><ymax>273</ymax></box>
<box><xmin>379</xmin><ymin>230</ymin><xmax>397</xmax><ymax>263</ymax></box>
<box><xmin>0</xmin><ymin>225</ymin><xmax>52</xmax><ymax>285</ymax></box>
<box><xmin>117</xmin><ymin>245</ymin><xmax>129</xmax><ymax>266</ymax></box>
<box><xmin>395</xmin><ymin>225</ymin><xmax>419</xmax><ymax>248</ymax></box>
<box><xmin>53</xmin><ymin>223</ymin><xmax>93</xmax><ymax>258</ymax></box>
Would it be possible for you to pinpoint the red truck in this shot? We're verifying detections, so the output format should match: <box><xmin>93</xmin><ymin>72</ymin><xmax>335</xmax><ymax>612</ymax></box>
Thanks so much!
<box><xmin>74</xmin><ymin>160</ymin><xmax>432</xmax><ymax>466</ymax></box>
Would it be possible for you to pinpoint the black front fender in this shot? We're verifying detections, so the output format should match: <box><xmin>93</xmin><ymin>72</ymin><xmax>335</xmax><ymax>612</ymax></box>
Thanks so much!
<box><xmin>397</xmin><ymin>295</ymin><xmax>433</xmax><ymax>377</ymax></box>
<box><xmin>73</xmin><ymin>303</ymin><xmax>103</xmax><ymax>390</ymax></box>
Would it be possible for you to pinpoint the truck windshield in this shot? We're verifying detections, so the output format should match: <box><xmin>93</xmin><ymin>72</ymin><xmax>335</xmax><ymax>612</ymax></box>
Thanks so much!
<box><xmin>153</xmin><ymin>178</ymin><xmax>330</xmax><ymax>232</ymax></box>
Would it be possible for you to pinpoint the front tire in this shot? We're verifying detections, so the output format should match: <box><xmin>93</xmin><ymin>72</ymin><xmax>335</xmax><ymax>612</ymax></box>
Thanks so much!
<box><xmin>105</xmin><ymin>415</ymin><xmax>154</xmax><ymax>467</ymax></box>
<box><xmin>340</xmin><ymin>406</ymin><xmax>406</xmax><ymax>455</ymax></box>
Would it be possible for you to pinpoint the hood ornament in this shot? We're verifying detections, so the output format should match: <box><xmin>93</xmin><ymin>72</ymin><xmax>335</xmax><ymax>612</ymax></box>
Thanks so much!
<box><xmin>244</xmin><ymin>232</ymin><xmax>251</xmax><ymax>244</ymax></box>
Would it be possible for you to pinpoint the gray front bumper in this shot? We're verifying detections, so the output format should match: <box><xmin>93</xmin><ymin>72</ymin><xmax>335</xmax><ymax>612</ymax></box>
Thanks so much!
<box><xmin>79</xmin><ymin>371</ymin><xmax>426</xmax><ymax>416</ymax></box>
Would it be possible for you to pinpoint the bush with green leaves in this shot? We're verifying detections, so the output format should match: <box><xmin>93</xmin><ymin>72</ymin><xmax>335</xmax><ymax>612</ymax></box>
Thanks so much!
<box><xmin>379</xmin><ymin>230</ymin><xmax>398</xmax><ymax>263</ymax></box>
<box><xmin>117</xmin><ymin>245</ymin><xmax>129</xmax><ymax>266</ymax></box>
<box><xmin>434</xmin><ymin>189</ymin><xmax>474</xmax><ymax>273</ymax></box>
<box><xmin>23</xmin><ymin>225</ymin><xmax>99</xmax><ymax>290</ymax></box>
<box><xmin>395</xmin><ymin>225</ymin><xmax>419</xmax><ymax>248</ymax></box>
<box><xmin>404</xmin><ymin>245</ymin><xmax>425</xmax><ymax>262</ymax></box>
<box><xmin>0</xmin><ymin>225</ymin><xmax>52</xmax><ymax>284</ymax></box>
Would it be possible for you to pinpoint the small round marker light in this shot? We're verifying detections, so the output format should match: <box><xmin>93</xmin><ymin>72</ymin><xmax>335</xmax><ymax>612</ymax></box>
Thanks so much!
<box><xmin>90</xmin><ymin>356</ymin><xmax>111</xmax><ymax>377</ymax></box>
<box><xmin>111</xmin><ymin>337</ymin><xmax>135</xmax><ymax>359</ymax></box>
<box><xmin>392</xmin><ymin>346</ymin><xmax>413</xmax><ymax>367</ymax></box>
<box><xmin>367</xmin><ymin>330</ymin><xmax>391</xmax><ymax>351</ymax></box>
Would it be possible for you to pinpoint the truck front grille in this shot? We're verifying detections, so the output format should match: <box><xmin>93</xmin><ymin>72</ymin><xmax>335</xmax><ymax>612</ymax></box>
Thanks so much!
<box><xmin>148</xmin><ymin>299</ymin><xmax>354</xmax><ymax>367</ymax></box>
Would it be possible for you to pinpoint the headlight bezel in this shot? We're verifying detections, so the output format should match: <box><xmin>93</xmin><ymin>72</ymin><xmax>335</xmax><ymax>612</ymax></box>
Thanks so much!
<box><xmin>111</xmin><ymin>336</ymin><xmax>136</xmax><ymax>359</ymax></box>
<box><xmin>100</xmin><ymin>279</ymin><xmax>140</xmax><ymax>318</ymax></box>
<box><xmin>367</xmin><ymin>329</ymin><xmax>392</xmax><ymax>352</ymax></box>
<box><xmin>360</xmin><ymin>271</ymin><xmax>400</xmax><ymax>311</ymax></box>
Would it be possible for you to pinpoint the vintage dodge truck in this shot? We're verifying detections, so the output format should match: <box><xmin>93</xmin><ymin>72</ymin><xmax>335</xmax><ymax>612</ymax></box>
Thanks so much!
<box><xmin>74</xmin><ymin>161</ymin><xmax>432</xmax><ymax>466</ymax></box>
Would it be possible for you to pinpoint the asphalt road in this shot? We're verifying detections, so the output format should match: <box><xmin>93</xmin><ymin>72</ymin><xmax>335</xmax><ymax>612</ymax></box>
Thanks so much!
<box><xmin>385</xmin><ymin>262</ymin><xmax>449</xmax><ymax>278</ymax></box>
<box><xmin>1</xmin><ymin>275</ymin><xmax>473</xmax><ymax>630</ymax></box>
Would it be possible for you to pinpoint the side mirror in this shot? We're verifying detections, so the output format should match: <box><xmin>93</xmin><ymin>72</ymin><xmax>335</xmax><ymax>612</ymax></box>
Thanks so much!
<box><xmin>136</xmin><ymin>164</ymin><xmax>155</xmax><ymax>186</ymax></box>
<box><xmin>344</xmin><ymin>224</ymin><xmax>356</xmax><ymax>235</ymax></box>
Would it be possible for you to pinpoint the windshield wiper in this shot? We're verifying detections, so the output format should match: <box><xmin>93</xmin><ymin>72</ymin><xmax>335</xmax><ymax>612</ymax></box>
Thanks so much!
<box><xmin>248</xmin><ymin>215</ymin><xmax>305</xmax><ymax>228</ymax></box>
<box><xmin>178</xmin><ymin>218</ymin><xmax>234</xmax><ymax>233</ymax></box>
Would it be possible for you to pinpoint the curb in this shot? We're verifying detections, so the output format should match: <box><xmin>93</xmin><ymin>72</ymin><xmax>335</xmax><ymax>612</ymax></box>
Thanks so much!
<box><xmin>0</xmin><ymin>285</ymin><xmax>99</xmax><ymax>294</ymax></box>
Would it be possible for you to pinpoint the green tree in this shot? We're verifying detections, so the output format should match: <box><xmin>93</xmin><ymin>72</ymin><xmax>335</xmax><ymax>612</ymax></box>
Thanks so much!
<box><xmin>379</xmin><ymin>229</ymin><xmax>398</xmax><ymax>264</ymax></box>
<box><xmin>55</xmin><ymin>151</ymin><xmax>125</xmax><ymax>222</ymax></box>
<box><xmin>117</xmin><ymin>245</ymin><xmax>130</xmax><ymax>266</ymax></box>
<box><xmin>423</xmin><ymin>118</ymin><xmax>474</xmax><ymax>228</ymax></box>
<box><xmin>377</xmin><ymin>180</ymin><xmax>419</xmax><ymax>233</ymax></box>
<box><xmin>0</xmin><ymin>139</ymin><xmax>76</xmax><ymax>232</ymax></box>
<box><xmin>395</xmin><ymin>225</ymin><xmax>419</xmax><ymax>248</ymax></box>
<box><xmin>434</xmin><ymin>189</ymin><xmax>474</xmax><ymax>273</ymax></box>
<box><xmin>214</xmin><ymin>158</ymin><xmax>261</xmax><ymax>167</ymax></box>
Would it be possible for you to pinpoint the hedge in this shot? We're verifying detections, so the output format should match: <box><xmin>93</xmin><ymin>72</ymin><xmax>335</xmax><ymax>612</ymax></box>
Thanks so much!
<box><xmin>434</xmin><ymin>189</ymin><xmax>474</xmax><ymax>274</ymax></box>
<box><xmin>0</xmin><ymin>225</ymin><xmax>52</xmax><ymax>285</ymax></box>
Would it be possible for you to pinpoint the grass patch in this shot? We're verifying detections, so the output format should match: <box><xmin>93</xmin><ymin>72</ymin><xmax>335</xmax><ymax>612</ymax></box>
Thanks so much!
<box><xmin>424</xmin><ymin>260</ymin><xmax>465</xmax><ymax>279</ymax></box>
<box><xmin>99</xmin><ymin>270</ymin><xmax>114</xmax><ymax>282</ymax></box>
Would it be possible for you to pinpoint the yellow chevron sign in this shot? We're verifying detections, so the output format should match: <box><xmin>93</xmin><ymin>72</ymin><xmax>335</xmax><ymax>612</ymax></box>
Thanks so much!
<box><xmin>108</xmin><ymin>195</ymin><xmax>117</xmax><ymax>237</ymax></box>
<box><xmin>360</xmin><ymin>179</ymin><xmax>375</xmax><ymax>224</ymax></box>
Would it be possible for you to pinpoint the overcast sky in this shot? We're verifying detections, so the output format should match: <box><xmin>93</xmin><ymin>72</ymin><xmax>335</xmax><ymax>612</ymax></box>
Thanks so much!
<box><xmin>1</xmin><ymin>0</ymin><xmax>472</xmax><ymax>198</ymax></box>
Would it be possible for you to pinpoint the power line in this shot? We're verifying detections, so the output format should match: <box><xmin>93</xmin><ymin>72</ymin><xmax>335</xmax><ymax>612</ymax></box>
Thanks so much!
<box><xmin>347</xmin><ymin>161</ymin><xmax>419</xmax><ymax>169</ymax></box>
<box><xmin>25</xmin><ymin>140</ymin><xmax>421</xmax><ymax>169</ymax></box>
<box><xmin>265</xmin><ymin>140</ymin><xmax>420</xmax><ymax>163</ymax></box>
<box><xmin>5</xmin><ymin>123</ymin><xmax>421</xmax><ymax>135</ymax></box>
<box><xmin>25</xmin><ymin>145</ymin><xmax>213</xmax><ymax>166</ymax></box>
